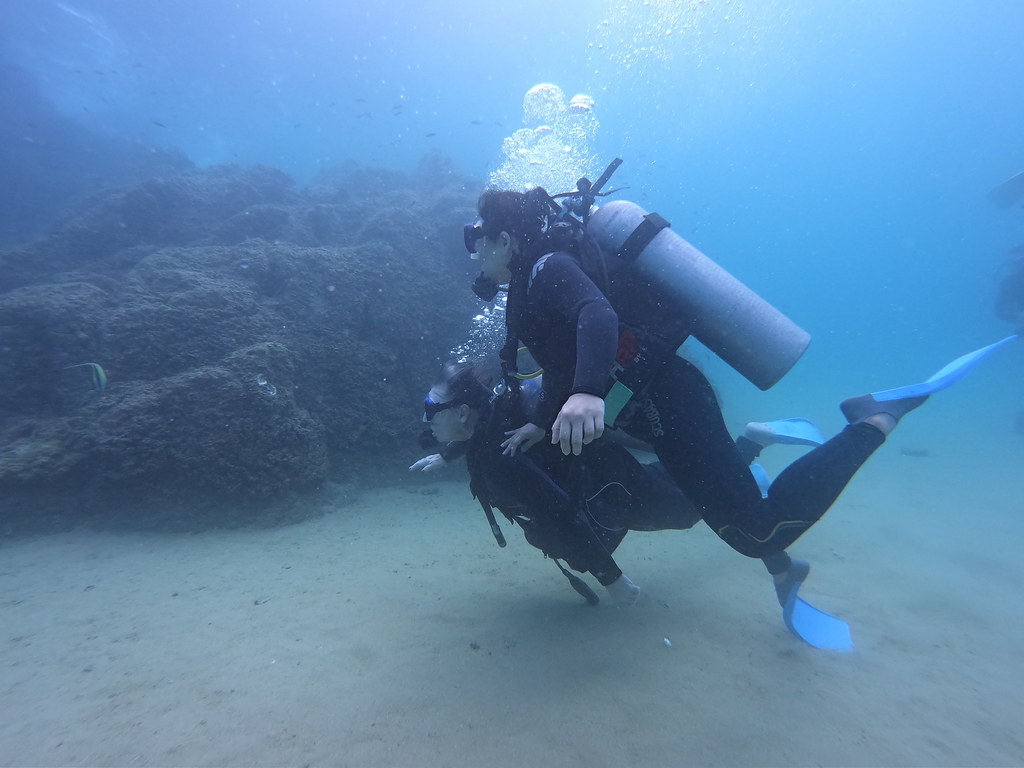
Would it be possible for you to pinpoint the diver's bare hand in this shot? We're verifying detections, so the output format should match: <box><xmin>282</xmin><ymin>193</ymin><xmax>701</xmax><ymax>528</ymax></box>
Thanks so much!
<box><xmin>551</xmin><ymin>393</ymin><xmax>605</xmax><ymax>456</ymax></box>
<box><xmin>408</xmin><ymin>454</ymin><xmax>447</xmax><ymax>472</ymax></box>
<box><xmin>501</xmin><ymin>423</ymin><xmax>546</xmax><ymax>456</ymax></box>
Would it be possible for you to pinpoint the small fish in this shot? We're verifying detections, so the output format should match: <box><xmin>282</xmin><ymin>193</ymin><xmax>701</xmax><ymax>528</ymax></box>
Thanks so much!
<box><xmin>63</xmin><ymin>362</ymin><xmax>107</xmax><ymax>392</ymax></box>
<box><xmin>152</xmin><ymin>120</ymin><xmax>167</xmax><ymax>128</ymax></box>
<box><xmin>899</xmin><ymin>447</ymin><xmax>930</xmax><ymax>458</ymax></box>
<box><xmin>425</xmin><ymin>132</ymin><xmax>436</xmax><ymax>137</ymax></box>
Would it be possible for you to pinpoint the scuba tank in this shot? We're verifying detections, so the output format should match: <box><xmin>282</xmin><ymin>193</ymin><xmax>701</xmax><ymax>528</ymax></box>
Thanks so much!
<box><xmin>483</xmin><ymin>158</ymin><xmax>811</xmax><ymax>392</ymax></box>
<box><xmin>585</xmin><ymin>192</ymin><xmax>810</xmax><ymax>391</ymax></box>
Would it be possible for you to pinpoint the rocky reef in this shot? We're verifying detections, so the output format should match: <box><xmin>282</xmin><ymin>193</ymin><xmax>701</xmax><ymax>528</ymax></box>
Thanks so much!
<box><xmin>0</xmin><ymin>156</ymin><xmax>482</xmax><ymax>532</ymax></box>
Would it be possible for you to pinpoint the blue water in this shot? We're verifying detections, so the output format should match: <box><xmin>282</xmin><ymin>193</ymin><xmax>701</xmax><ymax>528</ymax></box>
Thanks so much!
<box><xmin>4</xmin><ymin>5</ymin><xmax>1024</xmax><ymax>764</ymax></box>
<box><xmin>3</xmin><ymin>0</ymin><xmax>1022</xmax><ymax>406</ymax></box>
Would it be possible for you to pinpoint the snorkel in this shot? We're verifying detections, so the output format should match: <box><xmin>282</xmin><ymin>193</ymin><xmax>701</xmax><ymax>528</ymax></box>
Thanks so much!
<box><xmin>464</xmin><ymin>221</ymin><xmax>503</xmax><ymax>301</ymax></box>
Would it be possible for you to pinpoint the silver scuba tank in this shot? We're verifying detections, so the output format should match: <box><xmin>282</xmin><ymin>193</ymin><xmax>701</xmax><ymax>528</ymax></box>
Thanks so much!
<box><xmin>587</xmin><ymin>199</ymin><xmax>810</xmax><ymax>391</ymax></box>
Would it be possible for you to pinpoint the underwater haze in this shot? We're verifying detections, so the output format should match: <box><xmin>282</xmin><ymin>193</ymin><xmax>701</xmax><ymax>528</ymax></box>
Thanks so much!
<box><xmin>4</xmin><ymin>0</ymin><xmax>1024</xmax><ymax>365</ymax></box>
<box><xmin>3</xmin><ymin>1</ymin><xmax>1024</xmax><ymax>766</ymax></box>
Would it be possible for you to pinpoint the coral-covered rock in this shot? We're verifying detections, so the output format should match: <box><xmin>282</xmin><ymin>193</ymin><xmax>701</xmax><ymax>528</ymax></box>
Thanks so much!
<box><xmin>0</xmin><ymin>157</ymin><xmax>482</xmax><ymax>531</ymax></box>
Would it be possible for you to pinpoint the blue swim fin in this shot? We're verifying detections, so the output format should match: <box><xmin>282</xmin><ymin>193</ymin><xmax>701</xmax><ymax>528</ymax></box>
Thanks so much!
<box><xmin>746</xmin><ymin>419</ymin><xmax>824</xmax><ymax>497</ymax></box>
<box><xmin>989</xmin><ymin>170</ymin><xmax>1024</xmax><ymax>209</ymax></box>
<box><xmin>776</xmin><ymin>559</ymin><xmax>853</xmax><ymax>652</ymax></box>
<box><xmin>749</xmin><ymin>462</ymin><xmax>771</xmax><ymax>498</ymax></box>
<box><xmin>871</xmin><ymin>334</ymin><xmax>1019</xmax><ymax>402</ymax></box>
<box><xmin>783</xmin><ymin>593</ymin><xmax>853</xmax><ymax>652</ymax></box>
<box><xmin>744</xmin><ymin>417</ymin><xmax>825</xmax><ymax>448</ymax></box>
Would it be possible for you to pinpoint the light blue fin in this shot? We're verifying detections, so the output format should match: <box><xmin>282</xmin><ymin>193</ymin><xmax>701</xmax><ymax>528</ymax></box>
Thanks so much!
<box><xmin>744</xmin><ymin>417</ymin><xmax>824</xmax><ymax>448</ymax></box>
<box><xmin>776</xmin><ymin>559</ymin><xmax>853</xmax><ymax>652</ymax></box>
<box><xmin>749</xmin><ymin>463</ymin><xmax>771</xmax><ymax>498</ymax></box>
<box><xmin>872</xmin><ymin>334</ymin><xmax>1018</xmax><ymax>402</ymax></box>
<box><xmin>764</xmin><ymin>417</ymin><xmax>824</xmax><ymax>446</ymax></box>
<box><xmin>783</xmin><ymin>593</ymin><xmax>854</xmax><ymax>652</ymax></box>
<box><xmin>989</xmin><ymin>170</ymin><xmax>1024</xmax><ymax>209</ymax></box>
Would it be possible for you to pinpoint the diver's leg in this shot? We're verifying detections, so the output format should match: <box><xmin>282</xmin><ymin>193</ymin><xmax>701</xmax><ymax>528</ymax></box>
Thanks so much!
<box><xmin>761</xmin><ymin>550</ymin><xmax>810</xmax><ymax>607</ymax></box>
<box><xmin>633</xmin><ymin>357</ymin><xmax>888</xmax><ymax>558</ymax></box>
<box><xmin>840</xmin><ymin>394</ymin><xmax>928</xmax><ymax>434</ymax></box>
<box><xmin>629</xmin><ymin>357</ymin><xmax>765</xmax><ymax>552</ymax></box>
<box><xmin>735</xmin><ymin>435</ymin><xmax>763</xmax><ymax>465</ymax></box>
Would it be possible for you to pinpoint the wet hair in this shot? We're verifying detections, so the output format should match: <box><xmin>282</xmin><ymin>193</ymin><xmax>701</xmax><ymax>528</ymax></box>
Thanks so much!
<box><xmin>477</xmin><ymin>188</ymin><xmax>557</xmax><ymax>264</ymax></box>
<box><xmin>432</xmin><ymin>360</ymin><xmax>493</xmax><ymax>410</ymax></box>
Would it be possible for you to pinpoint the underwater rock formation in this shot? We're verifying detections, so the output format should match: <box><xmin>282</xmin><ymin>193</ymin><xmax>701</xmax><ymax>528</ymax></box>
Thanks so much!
<box><xmin>0</xmin><ymin>157</ymin><xmax>481</xmax><ymax>531</ymax></box>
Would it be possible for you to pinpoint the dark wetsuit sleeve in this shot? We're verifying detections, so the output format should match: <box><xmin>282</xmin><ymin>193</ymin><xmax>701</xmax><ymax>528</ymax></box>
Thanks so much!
<box><xmin>526</xmin><ymin>253</ymin><xmax>618</xmax><ymax>425</ymax></box>
<box><xmin>572</xmin><ymin>297</ymin><xmax>619</xmax><ymax>396</ymax></box>
<box><xmin>439</xmin><ymin>441</ymin><xmax>467</xmax><ymax>463</ymax></box>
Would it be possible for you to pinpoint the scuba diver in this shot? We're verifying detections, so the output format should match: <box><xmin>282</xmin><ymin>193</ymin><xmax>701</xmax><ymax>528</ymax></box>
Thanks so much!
<box><xmin>448</xmin><ymin>159</ymin><xmax>1017</xmax><ymax>648</ymax></box>
<box><xmin>411</xmin><ymin>360</ymin><xmax>825</xmax><ymax>607</ymax></box>
<box><xmin>466</xmin><ymin>182</ymin><xmax>923</xmax><ymax>576</ymax></box>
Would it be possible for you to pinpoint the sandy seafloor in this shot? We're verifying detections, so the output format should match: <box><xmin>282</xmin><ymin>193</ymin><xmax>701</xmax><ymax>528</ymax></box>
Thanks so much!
<box><xmin>2</xmin><ymin>388</ymin><xmax>1023</xmax><ymax>767</ymax></box>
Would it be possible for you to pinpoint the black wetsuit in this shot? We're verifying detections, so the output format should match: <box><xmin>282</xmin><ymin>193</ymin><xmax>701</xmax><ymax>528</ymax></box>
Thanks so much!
<box><xmin>511</xmin><ymin>250</ymin><xmax>886</xmax><ymax>559</ymax></box>
<box><xmin>466</xmin><ymin>396</ymin><xmax>700</xmax><ymax>586</ymax></box>
<box><xmin>512</xmin><ymin>252</ymin><xmax>620</xmax><ymax>428</ymax></box>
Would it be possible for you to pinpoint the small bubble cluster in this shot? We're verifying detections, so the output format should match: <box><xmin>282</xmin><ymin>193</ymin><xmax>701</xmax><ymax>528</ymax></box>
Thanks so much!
<box><xmin>449</xmin><ymin>298</ymin><xmax>507</xmax><ymax>364</ymax></box>
<box><xmin>255</xmin><ymin>373</ymin><xmax>277</xmax><ymax>396</ymax></box>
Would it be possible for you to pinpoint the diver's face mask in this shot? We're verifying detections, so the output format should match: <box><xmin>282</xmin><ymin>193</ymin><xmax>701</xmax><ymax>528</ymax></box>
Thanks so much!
<box><xmin>422</xmin><ymin>394</ymin><xmax>462</xmax><ymax>423</ymax></box>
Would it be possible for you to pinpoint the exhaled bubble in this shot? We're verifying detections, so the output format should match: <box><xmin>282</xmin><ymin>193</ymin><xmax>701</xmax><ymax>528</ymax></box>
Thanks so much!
<box><xmin>489</xmin><ymin>82</ymin><xmax>600</xmax><ymax>194</ymax></box>
<box><xmin>255</xmin><ymin>374</ymin><xmax>277</xmax><ymax>396</ymax></box>
<box><xmin>523</xmin><ymin>83</ymin><xmax>566</xmax><ymax>125</ymax></box>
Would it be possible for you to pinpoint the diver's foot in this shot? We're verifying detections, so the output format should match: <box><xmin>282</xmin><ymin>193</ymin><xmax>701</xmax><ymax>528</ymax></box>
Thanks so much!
<box><xmin>840</xmin><ymin>393</ymin><xmax>928</xmax><ymax>432</ymax></box>
<box><xmin>773</xmin><ymin>559</ymin><xmax>810</xmax><ymax>607</ymax></box>
<box><xmin>604</xmin><ymin>574</ymin><xmax>641</xmax><ymax>605</ymax></box>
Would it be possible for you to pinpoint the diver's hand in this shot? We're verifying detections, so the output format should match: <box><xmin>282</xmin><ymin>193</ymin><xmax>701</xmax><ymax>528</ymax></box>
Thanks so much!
<box><xmin>551</xmin><ymin>393</ymin><xmax>605</xmax><ymax>456</ymax></box>
<box><xmin>501</xmin><ymin>423</ymin><xmax>546</xmax><ymax>456</ymax></box>
<box><xmin>408</xmin><ymin>454</ymin><xmax>447</xmax><ymax>472</ymax></box>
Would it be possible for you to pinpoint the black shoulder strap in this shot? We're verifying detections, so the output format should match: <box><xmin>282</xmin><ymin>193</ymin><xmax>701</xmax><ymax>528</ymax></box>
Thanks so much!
<box><xmin>476</xmin><ymin>495</ymin><xmax>507</xmax><ymax>548</ymax></box>
<box><xmin>616</xmin><ymin>212</ymin><xmax>670</xmax><ymax>265</ymax></box>
<box><xmin>466</xmin><ymin>407</ymin><xmax>509</xmax><ymax>548</ymax></box>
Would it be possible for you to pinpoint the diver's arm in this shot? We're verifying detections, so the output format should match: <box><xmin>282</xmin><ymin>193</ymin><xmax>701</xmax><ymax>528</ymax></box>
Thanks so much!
<box><xmin>529</xmin><ymin>254</ymin><xmax>617</xmax><ymax>454</ymax></box>
<box><xmin>530</xmin><ymin>253</ymin><xmax>619</xmax><ymax>396</ymax></box>
<box><xmin>409</xmin><ymin>454</ymin><xmax>446</xmax><ymax>472</ymax></box>
<box><xmin>408</xmin><ymin>441</ymin><xmax>466</xmax><ymax>472</ymax></box>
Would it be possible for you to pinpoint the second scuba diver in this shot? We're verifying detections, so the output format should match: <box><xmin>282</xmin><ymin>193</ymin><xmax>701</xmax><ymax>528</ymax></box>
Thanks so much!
<box><xmin>413</xmin><ymin>360</ymin><xmax>824</xmax><ymax>605</ymax></box>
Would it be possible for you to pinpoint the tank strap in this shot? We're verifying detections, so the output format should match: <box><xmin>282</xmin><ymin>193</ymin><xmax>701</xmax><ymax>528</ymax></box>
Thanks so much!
<box><xmin>616</xmin><ymin>212</ymin><xmax>671</xmax><ymax>264</ymax></box>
